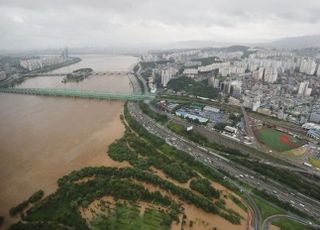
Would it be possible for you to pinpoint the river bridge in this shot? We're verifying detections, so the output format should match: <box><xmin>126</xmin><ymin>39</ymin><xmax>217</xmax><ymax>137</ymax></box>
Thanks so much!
<box><xmin>0</xmin><ymin>88</ymin><xmax>155</xmax><ymax>101</ymax></box>
<box><xmin>24</xmin><ymin>71</ymin><xmax>131</xmax><ymax>77</ymax></box>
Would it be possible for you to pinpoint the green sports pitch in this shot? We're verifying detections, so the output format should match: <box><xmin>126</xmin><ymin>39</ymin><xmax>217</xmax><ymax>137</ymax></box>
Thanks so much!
<box><xmin>255</xmin><ymin>128</ymin><xmax>305</xmax><ymax>152</ymax></box>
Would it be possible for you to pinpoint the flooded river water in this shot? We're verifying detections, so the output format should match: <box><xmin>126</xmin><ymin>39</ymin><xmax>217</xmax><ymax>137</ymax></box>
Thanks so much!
<box><xmin>0</xmin><ymin>55</ymin><xmax>138</xmax><ymax>228</ymax></box>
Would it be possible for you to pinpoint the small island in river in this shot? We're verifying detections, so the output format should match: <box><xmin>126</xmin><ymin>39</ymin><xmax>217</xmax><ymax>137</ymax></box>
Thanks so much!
<box><xmin>62</xmin><ymin>68</ymin><xmax>93</xmax><ymax>83</ymax></box>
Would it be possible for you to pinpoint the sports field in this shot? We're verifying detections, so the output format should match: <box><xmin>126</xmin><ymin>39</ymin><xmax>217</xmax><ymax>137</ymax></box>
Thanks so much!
<box><xmin>255</xmin><ymin>128</ymin><xmax>305</xmax><ymax>152</ymax></box>
<box><xmin>309</xmin><ymin>157</ymin><xmax>320</xmax><ymax>168</ymax></box>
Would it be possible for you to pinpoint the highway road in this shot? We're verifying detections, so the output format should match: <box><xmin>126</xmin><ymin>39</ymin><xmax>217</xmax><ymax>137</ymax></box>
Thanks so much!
<box><xmin>127</xmin><ymin>101</ymin><xmax>320</xmax><ymax>229</ymax></box>
<box><xmin>135</xmin><ymin>63</ymin><xmax>148</xmax><ymax>92</ymax></box>
<box><xmin>147</xmin><ymin>103</ymin><xmax>320</xmax><ymax>178</ymax></box>
<box><xmin>246</xmin><ymin>195</ymin><xmax>261</xmax><ymax>230</ymax></box>
<box><xmin>169</xmin><ymin>114</ymin><xmax>320</xmax><ymax>177</ymax></box>
<box><xmin>148</xmin><ymin>98</ymin><xmax>320</xmax><ymax>178</ymax></box>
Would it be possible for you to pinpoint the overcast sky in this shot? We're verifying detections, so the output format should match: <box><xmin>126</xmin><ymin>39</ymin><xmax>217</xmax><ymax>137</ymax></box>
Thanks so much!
<box><xmin>1</xmin><ymin>0</ymin><xmax>320</xmax><ymax>50</ymax></box>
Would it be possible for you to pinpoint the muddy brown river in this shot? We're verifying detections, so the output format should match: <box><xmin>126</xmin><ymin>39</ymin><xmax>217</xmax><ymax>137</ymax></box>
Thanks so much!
<box><xmin>0</xmin><ymin>55</ymin><xmax>138</xmax><ymax>228</ymax></box>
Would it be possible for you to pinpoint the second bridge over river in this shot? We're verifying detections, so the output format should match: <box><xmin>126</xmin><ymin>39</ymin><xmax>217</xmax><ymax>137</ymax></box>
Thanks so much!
<box><xmin>24</xmin><ymin>71</ymin><xmax>131</xmax><ymax>77</ymax></box>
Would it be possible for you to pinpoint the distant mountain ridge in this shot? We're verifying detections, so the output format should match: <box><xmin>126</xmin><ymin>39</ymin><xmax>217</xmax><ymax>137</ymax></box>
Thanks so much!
<box><xmin>261</xmin><ymin>35</ymin><xmax>320</xmax><ymax>48</ymax></box>
<box><xmin>1</xmin><ymin>35</ymin><xmax>320</xmax><ymax>56</ymax></box>
<box><xmin>159</xmin><ymin>35</ymin><xmax>320</xmax><ymax>50</ymax></box>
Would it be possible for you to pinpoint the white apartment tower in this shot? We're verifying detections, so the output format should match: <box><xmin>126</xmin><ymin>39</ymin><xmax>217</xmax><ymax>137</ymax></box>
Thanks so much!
<box><xmin>298</xmin><ymin>81</ymin><xmax>309</xmax><ymax>95</ymax></box>
<box><xmin>300</xmin><ymin>58</ymin><xmax>317</xmax><ymax>75</ymax></box>
<box><xmin>297</xmin><ymin>81</ymin><xmax>312</xmax><ymax>97</ymax></box>
<box><xmin>161</xmin><ymin>66</ymin><xmax>178</xmax><ymax>87</ymax></box>
<box><xmin>252</xmin><ymin>68</ymin><xmax>264</xmax><ymax>81</ymax></box>
<box><xmin>263</xmin><ymin>67</ymin><xmax>278</xmax><ymax>83</ymax></box>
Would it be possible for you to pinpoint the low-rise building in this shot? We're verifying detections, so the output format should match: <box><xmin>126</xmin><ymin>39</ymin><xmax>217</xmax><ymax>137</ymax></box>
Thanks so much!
<box><xmin>224</xmin><ymin>126</ymin><xmax>238</xmax><ymax>134</ymax></box>
<box><xmin>175</xmin><ymin>110</ymin><xmax>208</xmax><ymax>123</ymax></box>
<box><xmin>310</xmin><ymin>112</ymin><xmax>320</xmax><ymax>123</ymax></box>
<box><xmin>257</xmin><ymin>108</ymin><xmax>272</xmax><ymax>115</ymax></box>
<box><xmin>203</xmin><ymin>106</ymin><xmax>220</xmax><ymax>113</ymax></box>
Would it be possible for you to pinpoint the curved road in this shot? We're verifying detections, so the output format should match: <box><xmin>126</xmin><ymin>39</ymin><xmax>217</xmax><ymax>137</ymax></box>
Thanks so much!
<box><xmin>246</xmin><ymin>195</ymin><xmax>262</xmax><ymax>230</ymax></box>
<box><xmin>262</xmin><ymin>214</ymin><xmax>320</xmax><ymax>230</ymax></box>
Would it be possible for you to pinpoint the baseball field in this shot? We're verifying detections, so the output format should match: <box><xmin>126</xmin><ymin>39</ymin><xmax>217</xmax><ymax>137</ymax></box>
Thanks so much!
<box><xmin>255</xmin><ymin>128</ymin><xmax>305</xmax><ymax>152</ymax></box>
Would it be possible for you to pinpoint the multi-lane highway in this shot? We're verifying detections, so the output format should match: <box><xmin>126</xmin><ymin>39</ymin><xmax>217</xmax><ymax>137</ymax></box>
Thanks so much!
<box><xmin>146</xmin><ymin>101</ymin><xmax>320</xmax><ymax>179</ymax></box>
<box><xmin>127</xmin><ymin>101</ymin><xmax>320</xmax><ymax>230</ymax></box>
<box><xmin>129</xmin><ymin>65</ymin><xmax>320</xmax><ymax>230</ymax></box>
<box><xmin>167</xmin><ymin>113</ymin><xmax>320</xmax><ymax>177</ymax></box>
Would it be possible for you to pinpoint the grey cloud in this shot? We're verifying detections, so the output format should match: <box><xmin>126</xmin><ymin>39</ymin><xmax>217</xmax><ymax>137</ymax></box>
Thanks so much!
<box><xmin>0</xmin><ymin>0</ymin><xmax>320</xmax><ymax>50</ymax></box>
